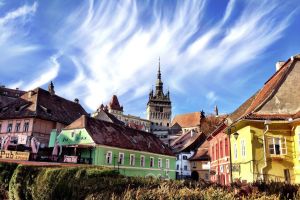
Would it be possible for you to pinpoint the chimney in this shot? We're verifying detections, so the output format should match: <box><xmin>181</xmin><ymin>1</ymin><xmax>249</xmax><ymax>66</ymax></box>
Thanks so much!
<box><xmin>74</xmin><ymin>98</ymin><xmax>79</xmax><ymax>104</ymax></box>
<box><xmin>276</xmin><ymin>61</ymin><xmax>285</xmax><ymax>71</ymax></box>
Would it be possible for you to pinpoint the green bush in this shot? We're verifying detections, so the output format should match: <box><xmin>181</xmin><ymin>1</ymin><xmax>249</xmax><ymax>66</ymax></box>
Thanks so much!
<box><xmin>1</xmin><ymin>162</ymin><xmax>300</xmax><ymax>200</ymax></box>
<box><xmin>0</xmin><ymin>162</ymin><xmax>18</xmax><ymax>199</ymax></box>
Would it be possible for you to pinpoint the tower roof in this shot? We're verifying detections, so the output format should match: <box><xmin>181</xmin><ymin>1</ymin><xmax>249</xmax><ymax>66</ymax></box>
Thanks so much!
<box><xmin>108</xmin><ymin>95</ymin><xmax>123</xmax><ymax>112</ymax></box>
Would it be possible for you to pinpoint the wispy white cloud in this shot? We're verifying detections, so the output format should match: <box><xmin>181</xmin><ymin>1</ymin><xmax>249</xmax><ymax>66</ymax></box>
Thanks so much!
<box><xmin>0</xmin><ymin>2</ymin><xmax>39</xmax><ymax>63</ymax></box>
<box><xmin>3</xmin><ymin>0</ymin><xmax>298</xmax><ymax>115</ymax></box>
<box><xmin>206</xmin><ymin>91</ymin><xmax>218</xmax><ymax>105</ymax></box>
<box><xmin>24</xmin><ymin>53</ymin><xmax>61</xmax><ymax>90</ymax></box>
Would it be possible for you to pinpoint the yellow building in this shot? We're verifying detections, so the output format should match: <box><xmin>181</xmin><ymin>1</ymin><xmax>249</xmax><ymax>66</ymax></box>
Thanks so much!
<box><xmin>228</xmin><ymin>54</ymin><xmax>300</xmax><ymax>184</ymax></box>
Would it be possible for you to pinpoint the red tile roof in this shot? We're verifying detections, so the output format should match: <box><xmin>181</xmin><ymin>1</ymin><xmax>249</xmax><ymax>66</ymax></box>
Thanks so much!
<box><xmin>171</xmin><ymin>112</ymin><xmax>201</xmax><ymax>128</ymax></box>
<box><xmin>244</xmin><ymin>59</ymin><xmax>293</xmax><ymax>116</ymax></box>
<box><xmin>0</xmin><ymin>87</ymin><xmax>25</xmax><ymax>107</ymax></box>
<box><xmin>230</xmin><ymin>54</ymin><xmax>300</xmax><ymax>122</ymax></box>
<box><xmin>108</xmin><ymin>95</ymin><xmax>123</xmax><ymax>112</ymax></box>
<box><xmin>171</xmin><ymin>115</ymin><xmax>224</xmax><ymax>153</ymax></box>
<box><xmin>0</xmin><ymin>87</ymin><xmax>87</xmax><ymax>125</ymax></box>
<box><xmin>189</xmin><ymin>141</ymin><xmax>209</xmax><ymax>161</ymax></box>
<box><xmin>64</xmin><ymin>115</ymin><xmax>174</xmax><ymax>156</ymax></box>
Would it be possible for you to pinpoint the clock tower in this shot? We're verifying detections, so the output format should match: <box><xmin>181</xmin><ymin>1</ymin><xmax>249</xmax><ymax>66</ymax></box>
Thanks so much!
<box><xmin>147</xmin><ymin>59</ymin><xmax>172</xmax><ymax>127</ymax></box>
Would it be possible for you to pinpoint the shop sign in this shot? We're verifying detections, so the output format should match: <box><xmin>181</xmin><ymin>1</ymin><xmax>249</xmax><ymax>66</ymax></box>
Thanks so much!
<box><xmin>63</xmin><ymin>155</ymin><xmax>78</xmax><ymax>163</ymax></box>
<box><xmin>232</xmin><ymin>164</ymin><xmax>240</xmax><ymax>172</ymax></box>
<box><xmin>18</xmin><ymin>135</ymin><xmax>28</xmax><ymax>145</ymax></box>
<box><xmin>0</xmin><ymin>150</ymin><xmax>30</xmax><ymax>161</ymax></box>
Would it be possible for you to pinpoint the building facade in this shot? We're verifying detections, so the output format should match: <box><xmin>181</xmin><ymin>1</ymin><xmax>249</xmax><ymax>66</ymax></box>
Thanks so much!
<box><xmin>207</xmin><ymin>123</ymin><xmax>231</xmax><ymax>185</ymax></box>
<box><xmin>228</xmin><ymin>54</ymin><xmax>300</xmax><ymax>184</ymax></box>
<box><xmin>189</xmin><ymin>142</ymin><xmax>210</xmax><ymax>182</ymax></box>
<box><xmin>0</xmin><ymin>82</ymin><xmax>87</xmax><ymax>150</ymax></box>
<box><xmin>49</xmin><ymin>115</ymin><xmax>176</xmax><ymax>179</ymax></box>
<box><xmin>147</xmin><ymin>59</ymin><xmax>172</xmax><ymax>127</ymax></box>
<box><xmin>93</xmin><ymin>95</ymin><xmax>151</xmax><ymax>132</ymax></box>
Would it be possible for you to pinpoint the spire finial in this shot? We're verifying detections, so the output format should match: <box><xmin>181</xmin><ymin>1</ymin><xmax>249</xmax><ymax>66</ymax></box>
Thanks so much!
<box><xmin>48</xmin><ymin>81</ymin><xmax>55</xmax><ymax>95</ymax></box>
<box><xmin>157</xmin><ymin>57</ymin><xmax>161</xmax><ymax>80</ymax></box>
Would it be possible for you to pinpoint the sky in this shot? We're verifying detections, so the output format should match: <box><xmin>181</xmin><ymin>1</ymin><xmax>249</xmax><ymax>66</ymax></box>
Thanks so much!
<box><xmin>0</xmin><ymin>0</ymin><xmax>300</xmax><ymax>118</ymax></box>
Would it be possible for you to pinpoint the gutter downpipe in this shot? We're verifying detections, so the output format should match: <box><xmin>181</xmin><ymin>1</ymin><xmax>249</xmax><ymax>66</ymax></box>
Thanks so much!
<box><xmin>261</xmin><ymin>121</ymin><xmax>270</xmax><ymax>181</ymax></box>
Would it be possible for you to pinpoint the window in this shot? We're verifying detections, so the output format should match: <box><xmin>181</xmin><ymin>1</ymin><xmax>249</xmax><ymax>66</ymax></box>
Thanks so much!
<box><xmin>182</xmin><ymin>155</ymin><xmax>188</xmax><ymax>160</ymax></box>
<box><xmin>166</xmin><ymin>159</ymin><xmax>170</xmax><ymax>169</ymax></box>
<box><xmin>220</xmin><ymin>141</ymin><xmax>223</xmax><ymax>158</ymax></box>
<box><xmin>234</xmin><ymin>143</ymin><xmax>238</xmax><ymax>160</ymax></box>
<box><xmin>241</xmin><ymin>140</ymin><xmax>246</xmax><ymax>157</ymax></box>
<box><xmin>150</xmin><ymin>157</ymin><xmax>154</xmax><ymax>167</ymax></box>
<box><xmin>176</xmin><ymin>164</ymin><xmax>179</xmax><ymax>170</ymax></box>
<box><xmin>158</xmin><ymin>158</ymin><xmax>162</xmax><ymax>168</ymax></box>
<box><xmin>176</xmin><ymin>155</ymin><xmax>179</xmax><ymax>160</ymax></box>
<box><xmin>184</xmin><ymin>165</ymin><xmax>187</xmax><ymax>171</ymax></box>
<box><xmin>118</xmin><ymin>152</ymin><xmax>124</xmax><ymax>165</ymax></box>
<box><xmin>212</xmin><ymin>146</ymin><xmax>214</xmax><ymax>161</ymax></box>
<box><xmin>130</xmin><ymin>154</ymin><xmax>135</xmax><ymax>166</ymax></box>
<box><xmin>0</xmin><ymin>122</ymin><xmax>2</xmax><ymax>133</ymax></box>
<box><xmin>106</xmin><ymin>151</ymin><xmax>112</xmax><ymax>164</ymax></box>
<box><xmin>24</xmin><ymin>121</ymin><xmax>29</xmax><ymax>132</ymax></box>
<box><xmin>215</xmin><ymin>143</ymin><xmax>219</xmax><ymax>160</ymax></box>
<box><xmin>15</xmin><ymin>122</ymin><xmax>21</xmax><ymax>132</ymax></box>
<box><xmin>140</xmin><ymin>155</ymin><xmax>145</xmax><ymax>167</ymax></box>
<box><xmin>225</xmin><ymin>138</ymin><xmax>229</xmax><ymax>156</ymax></box>
<box><xmin>268</xmin><ymin>137</ymin><xmax>287</xmax><ymax>155</ymax></box>
<box><xmin>7</xmin><ymin>122</ymin><xmax>13</xmax><ymax>132</ymax></box>
<box><xmin>192</xmin><ymin>162</ymin><xmax>197</xmax><ymax>168</ymax></box>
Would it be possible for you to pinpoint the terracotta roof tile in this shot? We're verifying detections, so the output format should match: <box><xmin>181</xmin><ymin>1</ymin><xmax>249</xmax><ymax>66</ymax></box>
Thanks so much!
<box><xmin>230</xmin><ymin>54</ymin><xmax>300</xmax><ymax>122</ymax></box>
<box><xmin>0</xmin><ymin>87</ymin><xmax>25</xmax><ymax>107</ymax></box>
<box><xmin>171</xmin><ymin>112</ymin><xmax>201</xmax><ymax>128</ymax></box>
<box><xmin>108</xmin><ymin>95</ymin><xmax>123</xmax><ymax>112</ymax></box>
<box><xmin>0</xmin><ymin>88</ymin><xmax>87</xmax><ymax>125</ymax></box>
<box><xmin>64</xmin><ymin>115</ymin><xmax>174</xmax><ymax>156</ymax></box>
<box><xmin>243</xmin><ymin>59</ymin><xmax>293</xmax><ymax>116</ymax></box>
<box><xmin>189</xmin><ymin>141</ymin><xmax>209</xmax><ymax>161</ymax></box>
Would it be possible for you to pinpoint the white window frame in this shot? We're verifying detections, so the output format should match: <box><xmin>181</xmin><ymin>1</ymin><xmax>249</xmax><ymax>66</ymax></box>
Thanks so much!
<box><xmin>150</xmin><ymin>157</ymin><xmax>154</xmax><ymax>168</ymax></box>
<box><xmin>241</xmin><ymin>139</ymin><xmax>246</xmax><ymax>158</ymax></box>
<box><xmin>166</xmin><ymin>159</ymin><xmax>170</xmax><ymax>169</ymax></box>
<box><xmin>106</xmin><ymin>151</ymin><xmax>112</xmax><ymax>164</ymax></box>
<box><xmin>158</xmin><ymin>158</ymin><xmax>162</xmax><ymax>168</ymax></box>
<box><xmin>130</xmin><ymin>154</ymin><xmax>135</xmax><ymax>166</ymax></box>
<box><xmin>140</xmin><ymin>155</ymin><xmax>145</xmax><ymax>167</ymax></box>
<box><xmin>234</xmin><ymin>143</ymin><xmax>238</xmax><ymax>160</ymax></box>
<box><xmin>268</xmin><ymin>137</ymin><xmax>287</xmax><ymax>155</ymax></box>
<box><xmin>118</xmin><ymin>152</ymin><xmax>125</xmax><ymax>165</ymax></box>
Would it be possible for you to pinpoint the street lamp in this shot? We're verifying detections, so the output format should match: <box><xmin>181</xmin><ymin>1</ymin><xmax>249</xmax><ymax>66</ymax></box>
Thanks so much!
<box><xmin>233</xmin><ymin>131</ymin><xmax>239</xmax><ymax>140</ymax></box>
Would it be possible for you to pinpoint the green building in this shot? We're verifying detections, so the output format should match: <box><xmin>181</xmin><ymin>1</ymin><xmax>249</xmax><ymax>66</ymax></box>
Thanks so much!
<box><xmin>49</xmin><ymin>115</ymin><xmax>176</xmax><ymax>179</ymax></box>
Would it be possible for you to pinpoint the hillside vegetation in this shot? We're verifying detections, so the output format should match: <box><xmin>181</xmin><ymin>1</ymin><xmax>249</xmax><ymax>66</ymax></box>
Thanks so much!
<box><xmin>0</xmin><ymin>162</ymin><xmax>300</xmax><ymax>200</ymax></box>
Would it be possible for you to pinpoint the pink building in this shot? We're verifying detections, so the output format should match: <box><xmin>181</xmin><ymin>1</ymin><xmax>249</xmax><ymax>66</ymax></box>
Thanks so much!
<box><xmin>0</xmin><ymin>82</ymin><xmax>87</xmax><ymax>150</ymax></box>
<box><xmin>207</xmin><ymin>123</ymin><xmax>231</xmax><ymax>185</ymax></box>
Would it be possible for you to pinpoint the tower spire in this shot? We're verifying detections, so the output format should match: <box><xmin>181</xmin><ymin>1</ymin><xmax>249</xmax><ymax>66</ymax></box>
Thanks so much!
<box><xmin>157</xmin><ymin>57</ymin><xmax>161</xmax><ymax>80</ymax></box>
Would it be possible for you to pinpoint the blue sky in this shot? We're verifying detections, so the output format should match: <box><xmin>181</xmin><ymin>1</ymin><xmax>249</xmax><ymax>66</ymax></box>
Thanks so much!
<box><xmin>0</xmin><ymin>0</ymin><xmax>300</xmax><ymax>118</ymax></box>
